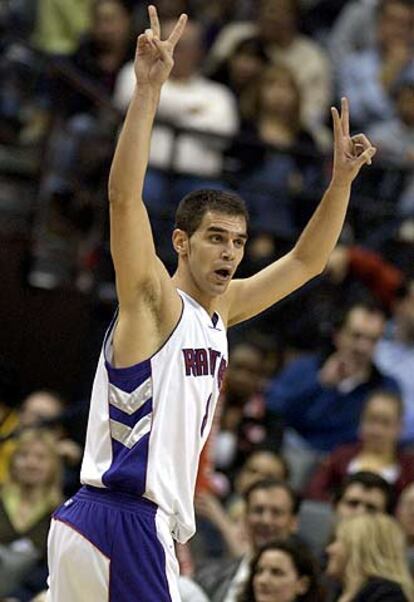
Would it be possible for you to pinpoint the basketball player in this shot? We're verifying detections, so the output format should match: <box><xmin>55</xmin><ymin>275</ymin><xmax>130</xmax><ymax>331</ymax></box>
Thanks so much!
<box><xmin>46</xmin><ymin>5</ymin><xmax>376</xmax><ymax>601</ymax></box>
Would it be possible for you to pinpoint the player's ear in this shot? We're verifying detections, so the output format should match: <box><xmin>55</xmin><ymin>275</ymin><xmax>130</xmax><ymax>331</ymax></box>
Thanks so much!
<box><xmin>172</xmin><ymin>228</ymin><xmax>189</xmax><ymax>256</ymax></box>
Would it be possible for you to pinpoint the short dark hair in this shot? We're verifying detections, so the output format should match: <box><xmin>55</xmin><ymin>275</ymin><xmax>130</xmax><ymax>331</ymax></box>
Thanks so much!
<box><xmin>363</xmin><ymin>389</ymin><xmax>405</xmax><ymax>419</ymax></box>
<box><xmin>174</xmin><ymin>189</ymin><xmax>249</xmax><ymax>237</ymax></box>
<box><xmin>239</xmin><ymin>540</ymin><xmax>324</xmax><ymax>602</ymax></box>
<box><xmin>244</xmin><ymin>478</ymin><xmax>301</xmax><ymax>516</ymax></box>
<box><xmin>334</xmin><ymin>471</ymin><xmax>395</xmax><ymax>514</ymax></box>
<box><xmin>335</xmin><ymin>300</ymin><xmax>385</xmax><ymax>331</ymax></box>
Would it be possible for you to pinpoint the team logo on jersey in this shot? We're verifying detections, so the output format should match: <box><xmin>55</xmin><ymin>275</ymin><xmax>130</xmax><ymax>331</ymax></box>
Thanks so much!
<box><xmin>182</xmin><ymin>347</ymin><xmax>227</xmax><ymax>388</ymax></box>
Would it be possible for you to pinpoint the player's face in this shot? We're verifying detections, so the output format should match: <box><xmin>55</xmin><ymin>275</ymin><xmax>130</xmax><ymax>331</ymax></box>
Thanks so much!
<box><xmin>186</xmin><ymin>211</ymin><xmax>247</xmax><ymax>296</ymax></box>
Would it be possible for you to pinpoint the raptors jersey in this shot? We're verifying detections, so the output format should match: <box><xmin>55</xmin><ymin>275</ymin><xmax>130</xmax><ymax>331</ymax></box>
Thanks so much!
<box><xmin>80</xmin><ymin>290</ymin><xmax>228</xmax><ymax>543</ymax></box>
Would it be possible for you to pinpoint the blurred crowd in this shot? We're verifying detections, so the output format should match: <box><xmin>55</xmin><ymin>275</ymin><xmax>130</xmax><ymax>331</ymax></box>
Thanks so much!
<box><xmin>1</xmin><ymin>0</ymin><xmax>414</xmax><ymax>600</ymax></box>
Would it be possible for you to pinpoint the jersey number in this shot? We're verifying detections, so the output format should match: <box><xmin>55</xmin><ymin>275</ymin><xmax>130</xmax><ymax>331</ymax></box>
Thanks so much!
<box><xmin>200</xmin><ymin>394</ymin><xmax>212</xmax><ymax>437</ymax></box>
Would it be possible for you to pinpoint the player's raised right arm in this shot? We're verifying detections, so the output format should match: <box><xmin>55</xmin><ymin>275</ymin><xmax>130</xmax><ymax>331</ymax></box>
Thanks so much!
<box><xmin>108</xmin><ymin>7</ymin><xmax>187</xmax><ymax>304</ymax></box>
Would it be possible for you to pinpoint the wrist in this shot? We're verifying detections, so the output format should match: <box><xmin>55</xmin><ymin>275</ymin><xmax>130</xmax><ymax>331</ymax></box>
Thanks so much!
<box><xmin>329</xmin><ymin>175</ymin><xmax>353</xmax><ymax>191</ymax></box>
<box><xmin>133</xmin><ymin>84</ymin><xmax>161</xmax><ymax>106</ymax></box>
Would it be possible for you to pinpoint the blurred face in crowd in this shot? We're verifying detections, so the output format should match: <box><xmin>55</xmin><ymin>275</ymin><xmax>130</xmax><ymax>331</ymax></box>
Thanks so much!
<box><xmin>225</xmin><ymin>344</ymin><xmax>264</xmax><ymax>400</ymax></box>
<box><xmin>164</xmin><ymin>20</ymin><xmax>203</xmax><ymax>80</ymax></box>
<box><xmin>334</xmin><ymin>307</ymin><xmax>385</xmax><ymax>371</ymax></box>
<box><xmin>253</xmin><ymin>549</ymin><xmax>309</xmax><ymax>602</ymax></box>
<box><xmin>395</xmin><ymin>281</ymin><xmax>414</xmax><ymax>342</ymax></box>
<box><xmin>326</xmin><ymin>535</ymin><xmax>348</xmax><ymax>581</ymax></box>
<box><xmin>228</xmin><ymin>47</ymin><xmax>267</xmax><ymax>92</ymax></box>
<box><xmin>236</xmin><ymin>452</ymin><xmax>287</xmax><ymax>495</ymax></box>
<box><xmin>11</xmin><ymin>438</ymin><xmax>56</xmax><ymax>488</ymax></box>
<box><xmin>92</xmin><ymin>0</ymin><xmax>131</xmax><ymax>50</ymax></box>
<box><xmin>19</xmin><ymin>391</ymin><xmax>63</xmax><ymax>430</ymax></box>
<box><xmin>359</xmin><ymin>393</ymin><xmax>401</xmax><ymax>453</ymax></box>
<box><xmin>397</xmin><ymin>483</ymin><xmax>414</xmax><ymax>544</ymax></box>
<box><xmin>259</xmin><ymin>67</ymin><xmax>300</xmax><ymax>123</ymax></box>
<box><xmin>258</xmin><ymin>0</ymin><xmax>298</xmax><ymax>46</ymax></box>
<box><xmin>246</xmin><ymin>486</ymin><xmax>297</xmax><ymax>552</ymax></box>
<box><xmin>377</xmin><ymin>0</ymin><xmax>414</xmax><ymax>51</ymax></box>
<box><xmin>336</xmin><ymin>483</ymin><xmax>387</xmax><ymax>519</ymax></box>
<box><xmin>397</xmin><ymin>87</ymin><xmax>414</xmax><ymax>127</ymax></box>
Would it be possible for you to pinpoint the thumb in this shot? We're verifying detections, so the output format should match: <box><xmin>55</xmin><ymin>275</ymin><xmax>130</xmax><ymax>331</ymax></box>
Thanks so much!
<box><xmin>356</xmin><ymin>146</ymin><xmax>376</xmax><ymax>168</ymax></box>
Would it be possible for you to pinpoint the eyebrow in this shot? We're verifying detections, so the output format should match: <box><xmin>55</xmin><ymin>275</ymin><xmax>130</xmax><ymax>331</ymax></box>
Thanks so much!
<box><xmin>206</xmin><ymin>226</ymin><xmax>248</xmax><ymax>240</ymax></box>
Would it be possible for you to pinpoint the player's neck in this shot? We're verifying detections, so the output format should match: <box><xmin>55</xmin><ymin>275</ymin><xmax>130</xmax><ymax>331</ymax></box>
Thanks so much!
<box><xmin>172</xmin><ymin>272</ymin><xmax>218</xmax><ymax>317</ymax></box>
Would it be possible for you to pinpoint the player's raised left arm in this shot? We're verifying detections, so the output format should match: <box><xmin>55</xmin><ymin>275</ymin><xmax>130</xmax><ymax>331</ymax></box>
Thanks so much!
<box><xmin>226</xmin><ymin>98</ymin><xmax>377</xmax><ymax>327</ymax></box>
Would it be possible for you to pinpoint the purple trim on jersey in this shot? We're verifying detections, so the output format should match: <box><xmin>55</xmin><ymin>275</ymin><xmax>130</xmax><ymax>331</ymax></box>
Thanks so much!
<box><xmin>102</xmin><ymin>434</ymin><xmax>151</xmax><ymax>494</ymax></box>
<box><xmin>53</xmin><ymin>486</ymin><xmax>173</xmax><ymax>601</ymax></box>
<box><xmin>106</xmin><ymin>357</ymin><xmax>151</xmax><ymax>393</ymax></box>
<box><xmin>109</xmin><ymin>398</ymin><xmax>152</xmax><ymax>429</ymax></box>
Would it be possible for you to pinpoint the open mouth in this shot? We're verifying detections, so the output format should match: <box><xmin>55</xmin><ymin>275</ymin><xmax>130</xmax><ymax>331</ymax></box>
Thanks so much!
<box><xmin>214</xmin><ymin>268</ymin><xmax>231</xmax><ymax>281</ymax></box>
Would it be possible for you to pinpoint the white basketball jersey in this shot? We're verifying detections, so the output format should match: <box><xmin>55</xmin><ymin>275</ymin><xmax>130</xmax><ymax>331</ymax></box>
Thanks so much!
<box><xmin>80</xmin><ymin>290</ymin><xmax>228</xmax><ymax>542</ymax></box>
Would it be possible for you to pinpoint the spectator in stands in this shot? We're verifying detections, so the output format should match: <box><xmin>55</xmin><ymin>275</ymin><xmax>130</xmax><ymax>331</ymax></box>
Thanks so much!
<box><xmin>0</xmin><ymin>430</ymin><xmax>63</xmax><ymax>599</ymax></box>
<box><xmin>206</xmin><ymin>0</ymin><xmax>332</xmax><ymax>132</ymax></box>
<box><xmin>238</xmin><ymin>539</ymin><xmax>324</xmax><ymax>602</ymax></box>
<box><xmin>337</xmin><ymin>0</ymin><xmax>414</xmax><ymax>128</ymax></box>
<box><xmin>334</xmin><ymin>471</ymin><xmax>395</xmax><ymax>519</ymax></box>
<box><xmin>326</xmin><ymin>513</ymin><xmax>414</xmax><ymax>601</ymax></box>
<box><xmin>215</xmin><ymin>341</ymin><xmax>282</xmax><ymax>476</ymax></box>
<box><xmin>266</xmin><ymin>302</ymin><xmax>399</xmax><ymax>452</ymax></box>
<box><xmin>210</xmin><ymin>37</ymin><xmax>269</xmax><ymax>109</ymax></box>
<box><xmin>226</xmin><ymin>63</ymin><xmax>325</xmax><ymax>239</ymax></box>
<box><xmin>397</xmin><ymin>482</ymin><xmax>414</xmax><ymax>565</ymax></box>
<box><xmin>375</xmin><ymin>279</ymin><xmax>414</xmax><ymax>442</ymax></box>
<box><xmin>326</xmin><ymin>248</ymin><xmax>414</xmax><ymax>442</ymax></box>
<box><xmin>113</xmin><ymin>18</ymin><xmax>238</xmax><ymax>245</ymax></box>
<box><xmin>328</xmin><ymin>0</ymin><xmax>379</xmax><ymax>69</ymax></box>
<box><xmin>196</xmin><ymin>478</ymin><xmax>302</xmax><ymax>602</ymax></box>
<box><xmin>368</xmin><ymin>67</ymin><xmax>414</xmax><ymax>217</ymax></box>
<box><xmin>32</xmin><ymin>0</ymin><xmax>93</xmax><ymax>56</ymax></box>
<box><xmin>18</xmin><ymin>390</ymin><xmax>82</xmax><ymax>472</ymax></box>
<box><xmin>307</xmin><ymin>390</ymin><xmax>414</xmax><ymax>501</ymax></box>
<box><xmin>23</xmin><ymin>0</ymin><xmax>136</xmax><ymax>145</ymax></box>
<box><xmin>0</xmin><ymin>390</ymin><xmax>83</xmax><ymax>497</ymax></box>
<box><xmin>28</xmin><ymin>0</ymin><xmax>137</xmax><ymax>285</ymax></box>
<box><xmin>196</xmin><ymin>450</ymin><xmax>289</xmax><ymax>558</ymax></box>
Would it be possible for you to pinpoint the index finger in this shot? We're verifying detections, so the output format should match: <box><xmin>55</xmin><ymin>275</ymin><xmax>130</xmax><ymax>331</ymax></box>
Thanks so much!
<box><xmin>340</xmin><ymin>97</ymin><xmax>350</xmax><ymax>138</ymax></box>
<box><xmin>331</xmin><ymin>106</ymin><xmax>342</xmax><ymax>145</ymax></box>
<box><xmin>167</xmin><ymin>13</ymin><xmax>188</xmax><ymax>48</ymax></box>
<box><xmin>148</xmin><ymin>5</ymin><xmax>161</xmax><ymax>38</ymax></box>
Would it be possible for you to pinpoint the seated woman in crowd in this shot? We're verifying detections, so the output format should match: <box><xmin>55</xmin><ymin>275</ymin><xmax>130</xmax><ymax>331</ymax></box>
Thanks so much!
<box><xmin>238</xmin><ymin>539</ymin><xmax>325</xmax><ymax>602</ymax></box>
<box><xmin>326</xmin><ymin>513</ymin><xmax>414</xmax><ymax>601</ymax></box>
<box><xmin>210</xmin><ymin>37</ymin><xmax>269</xmax><ymax>109</ymax></box>
<box><xmin>307</xmin><ymin>389</ymin><xmax>414</xmax><ymax>501</ymax></box>
<box><xmin>225</xmin><ymin>62</ymin><xmax>325</xmax><ymax>241</ymax></box>
<box><xmin>0</xmin><ymin>429</ymin><xmax>63</xmax><ymax>599</ymax></box>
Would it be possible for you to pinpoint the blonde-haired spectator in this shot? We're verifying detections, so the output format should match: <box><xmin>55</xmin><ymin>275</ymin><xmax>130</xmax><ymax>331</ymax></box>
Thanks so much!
<box><xmin>0</xmin><ymin>430</ymin><xmax>63</xmax><ymax>598</ymax></box>
<box><xmin>327</xmin><ymin>513</ymin><xmax>414</xmax><ymax>601</ymax></box>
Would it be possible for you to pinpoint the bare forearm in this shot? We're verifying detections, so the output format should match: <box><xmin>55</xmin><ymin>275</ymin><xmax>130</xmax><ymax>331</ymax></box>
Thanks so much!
<box><xmin>108</xmin><ymin>85</ymin><xmax>160</xmax><ymax>203</ymax></box>
<box><xmin>293</xmin><ymin>177</ymin><xmax>352</xmax><ymax>274</ymax></box>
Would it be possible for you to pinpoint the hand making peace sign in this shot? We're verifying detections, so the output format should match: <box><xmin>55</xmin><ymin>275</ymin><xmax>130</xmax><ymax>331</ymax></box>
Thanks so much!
<box><xmin>134</xmin><ymin>5</ymin><xmax>188</xmax><ymax>88</ymax></box>
<box><xmin>331</xmin><ymin>97</ymin><xmax>377</xmax><ymax>184</ymax></box>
